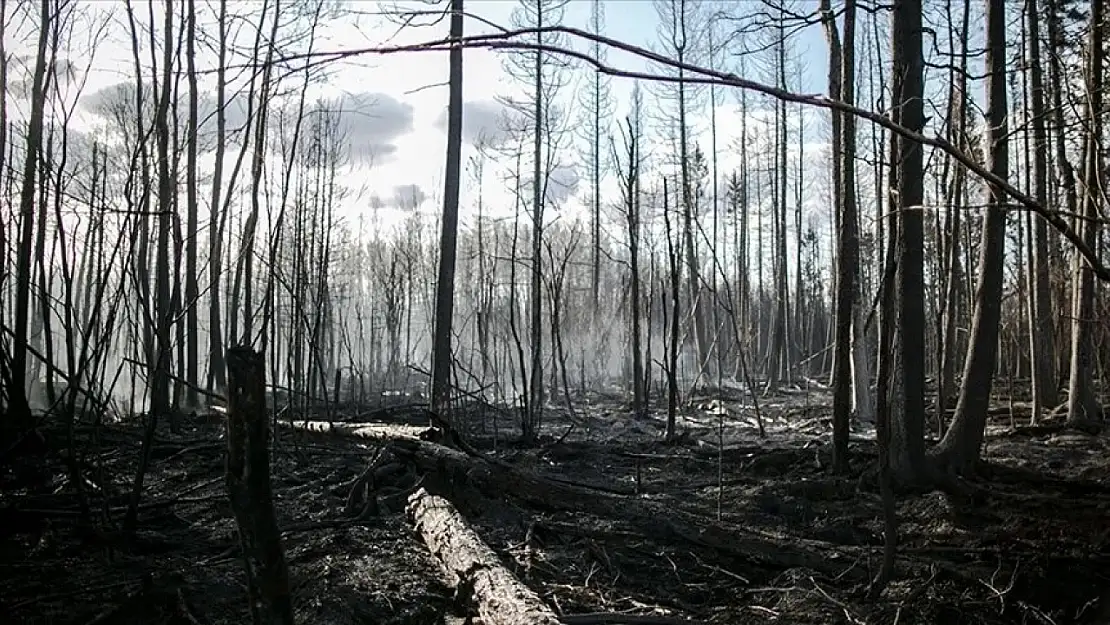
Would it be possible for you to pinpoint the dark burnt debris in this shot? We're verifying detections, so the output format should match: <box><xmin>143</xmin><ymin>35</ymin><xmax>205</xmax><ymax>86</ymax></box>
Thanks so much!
<box><xmin>2</xmin><ymin>388</ymin><xmax>1109</xmax><ymax>625</ymax></box>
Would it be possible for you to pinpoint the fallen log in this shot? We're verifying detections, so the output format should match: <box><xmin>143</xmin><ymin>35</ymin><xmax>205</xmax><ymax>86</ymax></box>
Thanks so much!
<box><xmin>392</xmin><ymin>438</ymin><xmax>865</xmax><ymax>582</ymax></box>
<box><xmin>286</xmin><ymin>420</ymin><xmax>431</xmax><ymax>441</ymax></box>
<box><xmin>406</xmin><ymin>488</ymin><xmax>562</xmax><ymax>625</ymax></box>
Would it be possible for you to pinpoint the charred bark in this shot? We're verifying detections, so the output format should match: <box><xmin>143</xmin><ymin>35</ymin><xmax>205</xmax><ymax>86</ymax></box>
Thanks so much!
<box><xmin>407</xmin><ymin>488</ymin><xmax>562</xmax><ymax>625</ymax></box>
<box><xmin>225</xmin><ymin>347</ymin><xmax>295</xmax><ymax>625</ymax></box>
<box><xmin>932</xmin><ymin>0</ymin><xmax>1010</xmax><ymax>474</ymax></box>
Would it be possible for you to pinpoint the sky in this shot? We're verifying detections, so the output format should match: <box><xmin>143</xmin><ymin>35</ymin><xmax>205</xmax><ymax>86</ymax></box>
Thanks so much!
<box><xmin>6</xmin><ymin>0</ymin><xmax>834</xmax><ymax>236</ymax></box>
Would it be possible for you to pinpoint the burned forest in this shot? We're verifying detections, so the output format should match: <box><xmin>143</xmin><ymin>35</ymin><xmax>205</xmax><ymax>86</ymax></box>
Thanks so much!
<box><xmin>3</xmin><ymin>0</ymin><xmax>1110</xmax><ymax>623</ymax></box>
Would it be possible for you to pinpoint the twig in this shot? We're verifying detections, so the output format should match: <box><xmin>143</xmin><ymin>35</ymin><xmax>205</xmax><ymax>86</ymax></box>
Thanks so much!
<box><xmin>559</xmin><ymin>612</ymin><xmax>709</xmax><ymax>625</ymax></box>
<box><xmin>809</xmin><ymin>575</ymin><xmax>866</xmax><ymax>625</ymax></box>
<box><xmin>6</xmin><ymin>579</ymin><xmax>136</xmax><ymax>612</ymax></box>
<box><xmin>689</xmin><ymin>551</ymin><xmax>750</xmax><ymax>585</ymax></box>
<box><xmin>978</xmin><ymin>557</ymin><xmax>1019</xmax><ymax>614</ymax></box>
<box><xmin>176</xmin><ymin>589</ymin><xmax>206</xmax><ymax>625</ymax></box>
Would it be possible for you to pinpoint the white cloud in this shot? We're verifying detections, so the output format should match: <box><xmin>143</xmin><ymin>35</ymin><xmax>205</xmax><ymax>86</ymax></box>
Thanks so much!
<box><xmin>308</xmin><ymin>91</ymin><xmax>416</xmax><ymax>165</ymax></box>
<box><xmin>392</xmin><ymin>183</ymin><xmax>428</xmax><ymax>210</ymax></box>
<box><xmin>433</xmin><ymin>98</ymin><xmax>514</xmax><ymax>147</ymax></box>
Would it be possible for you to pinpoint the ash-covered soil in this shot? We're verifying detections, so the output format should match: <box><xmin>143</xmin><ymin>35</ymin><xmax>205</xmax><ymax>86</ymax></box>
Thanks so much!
<box><xmin>2</xmin><ymin>386</ymin><xmax>1109</xmax><ymax>624</ymax></box>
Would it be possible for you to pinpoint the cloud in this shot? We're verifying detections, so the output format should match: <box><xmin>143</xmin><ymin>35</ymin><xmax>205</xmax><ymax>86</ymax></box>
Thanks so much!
<box><xmin>6</xmin><ymin>56</ymin><xmax>79</xmax><ymax>100</ymax></box>
<box><xmin>81</xmin><ymin>81</ymin><xmax>148</xmax><ymax>118</ymax></box>
<box><xmin>546</xmin><ymin>163</ymin><xmax>579</xmax><ymax>205</ymax></box>
<box><xmin>518</xmin><ymin>163</ymin><xmax>579</xmax><ymax>208</ymax></box>
<box><xmin>81</xmin><ymin>85</ymin><xmax>412</xmax><ymax>164</ymax></box>
<box><xmin>309</xmin><ymin>92</ymin><xmax>414</xmax><ymax>165</ymax></box>
<box><xmin>81</xmin><ymin>82</ymin><xmax>252</xmax><ymax>153</ymax></box>
<box><xmin>392</xmin><ymin>184</ymin><xmax>427</xmax><ymax>211</ymax></box>
<box><xmin>434</xmin><ymin>99</ymin><xmax>514</xmax><ymax>147</ymax></box>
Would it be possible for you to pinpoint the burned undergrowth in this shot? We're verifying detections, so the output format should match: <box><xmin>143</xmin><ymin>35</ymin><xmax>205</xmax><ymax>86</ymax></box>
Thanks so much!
<box><xmin>2</xmin><ymin>389</ymin><xmax>1108</xmax><ymax>625</ymax></box>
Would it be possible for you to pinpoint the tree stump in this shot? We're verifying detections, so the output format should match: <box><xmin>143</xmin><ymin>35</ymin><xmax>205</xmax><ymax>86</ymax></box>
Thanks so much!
<box><xmin>225</xmin><ymin>346</ymin><xmax>295</xmax><ymax>625</ymax></box>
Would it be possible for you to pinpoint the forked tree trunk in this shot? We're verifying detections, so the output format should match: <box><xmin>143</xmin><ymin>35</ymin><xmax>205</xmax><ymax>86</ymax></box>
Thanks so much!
<box><xmin>1045</xmin><ymin>0</ymin><xmax>1078</xmax><ymax>222</ymax></box>
<box><xmin>937</xmin><ymin>0</ymin><xmax>970</xmax><ymax>426</ymax></box>
<box><xmin>766</xmin><ymin>17</ymin><xmax>789</xmax><ymax>393</ymax></box>
<box><xmin>933</xmin><ymin>0</ymin><xmax>1009</xmax><ymax>473</ymax></box>
<box><xmin>1066</xmin><ymin>0</ymin><xmax>1103</xmax><ymax>424</ymax></box>
<box><xmin>618</xmin><ymin>115</ymin><xmax>645</xmax><ymax>416</ymax></box>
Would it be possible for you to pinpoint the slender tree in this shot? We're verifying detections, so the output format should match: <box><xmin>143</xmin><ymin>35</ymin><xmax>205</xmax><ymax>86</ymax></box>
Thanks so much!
<box><xmin>208</xmin><ymin>0</ymin><xmax>229</xmax><ymax>393</ymax></box>
<box><xmin>1065</xmin><ymin>0</ymin><xmax>1103</xmax><ymax>424</ymax></box>
<box><xmin>614</xmin><ymin>104</ymin><xmax>644</xmax><ymax>416</ymax></box>
<box><xmin>822</xmin><ymin>0</ymin><xmax>857</xmax><ymax>473</ymax></box>
<box><xmin>663</xmin><ymin>177</ymin><xmax>681</xmax><ymax>440</ymax></box>
<box><xmin>152</xmin><ymin>0</ymin><xmax>174</xmax><ymax>418</ymax></box>
<box><xmin>932</xmin><ymin>0</ymin><xmax>1010</xmax><ymax>473</ymax></box>
<box><xmin>843</xmin><ymin>0</ymin><xmax>872</xmax><ymax>427</ymax></box>
<box><xmin>500</xmin><ymin>0</ymin><xmax>572</xmax><ymax>442</ymax></box>
<box><xmin>889</xmin><ymin>0</ymin><xmax>928</xmax><ymax>482</ymax></box>
<box><xmin>184</xmin><ymin>0</ymin><xmax>199</xmax><ymax>409</ymax></box>
<box><xmin>9</xmin><ymin>0</ymin><xmax>51</xmax><ymax>429</ymax></box>
<box><xmin>1023</xmin><ymin>0</ymin><xmax>1058</xmax><ymax>422</ymax></box>
<box><xmin>579</xmin><ymin>0</ymin><xmax>611</xmax><ymax>322</ymax></box>
<box><xmin>430</xmin><ymin>0</ymin><xmax>465</xmax><ymax>417</ymax></box>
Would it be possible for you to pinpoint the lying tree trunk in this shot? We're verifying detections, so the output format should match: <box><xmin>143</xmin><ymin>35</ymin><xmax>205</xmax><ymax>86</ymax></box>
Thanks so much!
<box><xmin>393</xmin><ymin>438</ymin><xmax>866</xmax><ymax>582</ymax></box>
<box><xmin>407</xmin><ymin>487</ymin><xmax>562</xmax><ymax>625</ymax></box>
<box><xmin>288</xmin><ymin>420</ymin><xmax>432</xmax><ymax>442</ymax></box>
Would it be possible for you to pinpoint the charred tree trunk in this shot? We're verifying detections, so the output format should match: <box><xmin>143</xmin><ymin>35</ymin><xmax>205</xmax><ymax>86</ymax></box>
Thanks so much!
<box><xmin>207</xmin><ymin>0</ymin><xmax>229</xmax><ymax>393</ymax></box>
<box><xmin>821</xmin><ymin>0</ymin><xmax>851</xmax><ymax>473</ymax></box>
<box><xmin>8</xmin><ymin>0</ymin><xmax>50</xmax><ymax>429</ymax></box>
<box><xmin>184</xmin><ymin>0</ymin><xmax>200</xmax><ymax>409</ymax></box>
<box><xmin>527</xmin><ymin>2</ymin><xmax>546</xmax><ymax>444</ymax></box>
<box><xmin>889</xmin><ymin>0</ymin><xmax>928</xmax><ymax>483</ymax></box>
<box><xmin>1066</xmin><ymin>0</ymin><xmax>1103</xmax><ymax>424</ymax></box>
<box><xmin>842</xmin><ymin>1</ymin><xmax>872</xmax><ymax>426</ymax></box>
<box><xmin>933</xmin><ymin>0</ymin><xmax>1009</xmax><ymax>473</ymax></box>
<box><xmin>937</xmin><ymin>0</ymin><xmax>970</xmax><ymax>428</ymax></box>
<box><xmin>225</xmin><ymin>347</ymin><xmax>295</xmax><ymax>625</ymax></box>
<box><xmin>430</xmin><ymin>0</ymin><xmax>464</xmax><ymax>418</ymax></box>
<box><xmin>618</xmin><ymin>116</ymin><xmax>645</xmax><ymax>416</ymax></box>
<box><xmin>1025</xmin><ymin>0</ymin><xmax>1059</xmax><ymax>421</ymax></box>
<box><xmin>664</xmin><ymin>178</ymin><xmax>681</xmax><ymax>441</ymax></box>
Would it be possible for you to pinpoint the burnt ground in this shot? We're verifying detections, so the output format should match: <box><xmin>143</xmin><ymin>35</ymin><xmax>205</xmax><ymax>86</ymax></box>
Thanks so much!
<box><xmin>2</xmin><ymin>387</ymin><xmax>1109</xmax><ymax>625</ymax></box>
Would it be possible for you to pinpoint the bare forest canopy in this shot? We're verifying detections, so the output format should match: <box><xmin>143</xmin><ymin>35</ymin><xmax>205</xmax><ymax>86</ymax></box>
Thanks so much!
<box><xmin>3</xmin><ymin>0</ymin><xmax>1110</xmax><ymax>623</ymax></box>
<box><xmin>0</xmin><ymin>0</ymin><xmax>1107</xmax><ymax>447</ymax></box>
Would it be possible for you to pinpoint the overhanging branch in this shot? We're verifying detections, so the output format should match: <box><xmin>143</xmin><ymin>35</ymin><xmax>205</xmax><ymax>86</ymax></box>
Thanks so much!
<box><xmin>257</xmin><ymin>23</ymin><xmax>1110</xmax><ymax>281</ymax></box>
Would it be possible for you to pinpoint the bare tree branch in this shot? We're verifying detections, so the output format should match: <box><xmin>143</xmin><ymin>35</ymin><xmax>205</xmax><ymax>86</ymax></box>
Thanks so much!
<box><xmin>237</xmin><ymin>23</ymin><xmax>1110</xmax><ymax>282</ymax></box>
